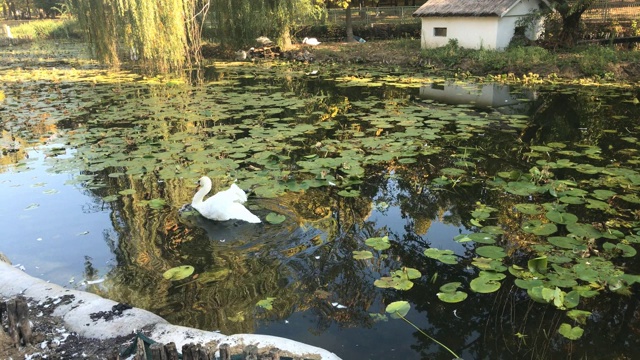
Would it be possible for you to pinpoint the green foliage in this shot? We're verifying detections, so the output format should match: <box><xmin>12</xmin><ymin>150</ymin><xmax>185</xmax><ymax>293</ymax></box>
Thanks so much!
<box><xmin>10</xmin><ymin>19</ymin><xmax>80</xmax><ymax>40</ymax></box>
<box><xmin>571</xmin><ymin>45</ymin><xmax>618</xmax><ymax>77</ymax></box>
<box><xmin>72</xmin><ymin>0</ymin><xmax>204</xmax><ymax>73</ymax></box>
<box><xmin>206</xmin><ymin>0</ymin><xmax>322</xmax><ymax>47</ymax></box>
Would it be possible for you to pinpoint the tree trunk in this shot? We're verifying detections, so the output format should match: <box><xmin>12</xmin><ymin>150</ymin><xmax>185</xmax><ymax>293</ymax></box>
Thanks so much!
<box><xmin>556</xmin><ymin>0</ymin><xmax>596</xmax><ymax>47</ymax></box>
<box><xmin>558</xmin><ymin>10</ymin><xmax>585</xmax><ymax>47</ymax></box>
<box><xmin>345</xmin><ymin>4</ymin><xmax>355</xmax><ymax>42</ymax></box>
<box><xmin>280</xmin><ymin>23</ymin><xmax>292</xmax><ymax>49</ymax></box>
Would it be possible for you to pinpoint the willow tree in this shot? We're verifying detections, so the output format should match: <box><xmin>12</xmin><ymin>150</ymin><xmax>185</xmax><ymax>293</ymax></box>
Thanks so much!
<box><xmin>208</xmin><ymin>0</ymin><xmax>321</xmax><ymax>48</ymax></box>
<box><xmin>71</xmin><ymin>0</ymin><xmax>207</xmax><ymax>73</ymax></box>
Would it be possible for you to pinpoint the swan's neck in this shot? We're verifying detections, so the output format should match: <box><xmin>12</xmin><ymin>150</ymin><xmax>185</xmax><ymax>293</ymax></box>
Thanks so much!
<box><xmin>192</xmin><ymin>183</ymin><xmax>210</xmax><ymax>206</ymax></box>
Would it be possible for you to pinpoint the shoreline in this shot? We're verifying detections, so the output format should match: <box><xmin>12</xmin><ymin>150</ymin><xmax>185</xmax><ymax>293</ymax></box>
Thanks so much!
<box><xmin>0</xmin><ymin>257</ymin><xmax>341</xmax><ymax>360</ymax></box>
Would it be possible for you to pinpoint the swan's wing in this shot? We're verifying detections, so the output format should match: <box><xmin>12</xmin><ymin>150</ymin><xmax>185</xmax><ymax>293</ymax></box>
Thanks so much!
<box><xmin>226</xmin><ymin>203</ymin><xmax>261</xmax><ymax>223</ymax></box>
<box><xmin>228</xmin><ymin>183</ymin><xmax>248</xmax><ymax>203</ymax></box>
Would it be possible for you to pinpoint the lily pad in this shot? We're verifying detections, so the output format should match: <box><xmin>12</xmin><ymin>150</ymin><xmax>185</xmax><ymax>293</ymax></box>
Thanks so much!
<box><xmin>470</xmin><ymin>276</ymin><xmax>501</xmax><ymax>293</ymax></box>
<box><xmin>257</xmin><ymin>297</ymin><xmax>276</xmax><ymax>310</ymax></box>
<box><xmin>514</xmin><ymin>203</ymin><xmax>542</xmax><ymax>215</ymax></box>
<box><xmin>365</xmin><ymin>236</ymin><xmax>391</xmax><ymax>250</ymax></box>
<box><xmin>567</xmin><ymin>310</ymin><xmax>592</xmax><ymax>325</ymax></box>
<box><xmin>566</xmin><ymin>223</ymin><xmax>602</xmax><ymax>239</ymax></box>
<box><xmin>528</xmin><ymin>256</ymin><xmax>548</xmax><ymax>274</ymax></box>
<box><xmin>475</xmin><ymin>246</ymin><xmax>507</xmax><ymax>259</ymax></box>
<box><xmin>353</xmin><ymin>250</ymin><xmax>374</xmax><ymax>260</ymax></box>
<box><xmin>522</xmin><ymin>220</ymin><xmax>557</xmax><ymax>236</ymax></box>
<box><xmin>385</xmin><ymin>301</ymin><xmax>410</xmax><ymax>319</ymax></box>
<box><xmin>163</xmin><ymin>265</ymin><xmax>195</xmax><ymax>281</ymax></box>
<box><xmin>467</xmin><ymin>233</ymin><xmax>497</xmax><ymax>244</ymax></box>
<box><xmin>266</xmin><ymin>212</ymin><xmax>286</xmax><ymax>224</ymax></box>
<box><xmin>548</xmin><ymin>236</ymin><xmax>583</xmax><ymax>249</ymax></box>
<box><xmin>558</xmin><ymin>323</ymin><xmax>584</xmax><ymax>340</ymax></box>
<box><xmin>436</xmin><ymin>291</ymin><xmax>468</xmax><ymax>303</ymax></box>
<box><xmin>439</xmin><ymin>282</ymin><xmax>462</xmax><ymax>293</ymax></box>
<box><xmin>424</xmin><ymin>248</ymin><xmax>458</xmax><ymax>264</ymax></box>
<box><xmin>545</xmin><ymin>211</ymin><xmax>578</xmax><ymax>225</ymax></box>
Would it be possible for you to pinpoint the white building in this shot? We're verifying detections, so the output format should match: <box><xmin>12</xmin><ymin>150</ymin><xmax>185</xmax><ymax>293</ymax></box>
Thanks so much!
<box><xmin>413</xmin><ymin>0</ymin><xmax>550</xmax><ymax>50</ymax></box>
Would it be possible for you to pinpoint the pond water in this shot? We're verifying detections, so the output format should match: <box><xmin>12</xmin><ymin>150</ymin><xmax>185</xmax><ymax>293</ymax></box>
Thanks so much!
<box><xmin>2</xmin><ymin>43</ymin><xmax>640</xmax><ymax>359</ymax></box>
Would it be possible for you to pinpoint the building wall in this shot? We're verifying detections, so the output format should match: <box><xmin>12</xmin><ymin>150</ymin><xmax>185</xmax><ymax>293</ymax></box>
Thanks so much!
<box><xmin>419</xmin><ymin>0</ymin><xmax>544</xmax><ymax>50</ymax></box>
<box><xmin>420</xmin><ymin>17</ymin><xmax>499</xmax><ymax>49</ymax></box>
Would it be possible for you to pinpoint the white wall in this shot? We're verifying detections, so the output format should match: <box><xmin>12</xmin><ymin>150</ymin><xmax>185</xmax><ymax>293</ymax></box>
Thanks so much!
<box><xmin>420</xmin><ymin>0</ymin><xmax>545</xmax><ymax>50</ymax></box>
<box><xmin>420</xmin><ymin>17</ymin><xmax>499</xmax><ymax>50</ymax></box>
<box><xmin>496</xmin><ymin>16</ymin><xmax>518</xmax><ymax>49</ymax></box>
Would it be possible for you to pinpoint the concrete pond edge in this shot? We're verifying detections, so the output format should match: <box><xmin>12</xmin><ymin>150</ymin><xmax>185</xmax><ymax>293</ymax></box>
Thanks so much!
<box><xmin>0</xmin><ymin>258</ymin><xmax>341</xmax><ymax>360</ymax></box>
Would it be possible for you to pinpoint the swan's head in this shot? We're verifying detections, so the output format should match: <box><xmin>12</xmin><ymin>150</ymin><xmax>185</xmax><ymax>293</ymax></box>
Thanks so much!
<box><xmin>197</xmin><ymin>176</ymin><xmax>212</xmax><ymax>188</ymax></box>
<box><xmin>303</xmin><ymin>37</ymin><xmax>309</xmax><ymax>44</ymax></box>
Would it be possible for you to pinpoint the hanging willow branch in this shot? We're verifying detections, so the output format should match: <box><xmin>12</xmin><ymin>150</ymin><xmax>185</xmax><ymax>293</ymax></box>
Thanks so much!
<box><xmin>71</xmin><ymin>0</ymin><xmax>208</xmax><ymax>74</ymax></box>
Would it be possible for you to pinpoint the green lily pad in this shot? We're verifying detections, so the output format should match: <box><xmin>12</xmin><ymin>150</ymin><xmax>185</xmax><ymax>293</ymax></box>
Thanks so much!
<box><xmin>440</xmin><ymin>168</ymin><xmax>467</xmax><ymax>177</ymax></box>
<box><xmin>353</xmin><ymin>250</ymin><xmax>374</xmax><ymax>260</ymax></box>
<box><xmin>616</xmin><ymin>243</ymin><xmax>637</xmax><ymax>257</ymax></box>
<box><xmin>548</xmin><ymin>236</ymin><xmax>583</xmax><ymax>249</ymax></box>
<box><xmin>257</xmin><ymin>297</ymin><xmax>276</xmax><ymax>310</ymax></box>
<box><xmin>567</xmin><ymin>310</ymin><xmax>592</xmax><ymax>325</ymax></box>
<box><xmin>146</xmin><ymin>198</ymin><xmax>166</xmax><ymax>209</ymax></box>
<box><xmin>528</xmin><ymin>256</ymin><xmax>548</xmax><ymax>274</ymax></box>
<box><xmin>472</xmin><ymin>257</ymin><xmax>506</xmax><ymax>272</ymax></box>
<box><xmin>592</xmin><ymin>189</ymin><xmax>617</xmax><ymax>200</ymax></box>
<box><xmin>559</xmin><ymin>196</ymin><xmax>585</xmax><ymax>204</ymax></box>
<box><xmin>163</xmin><ymin>265</ymin><xmax>195</xmax><ymax>281</ymax></box>
<box><xmin>439</xmin><ymin>282</ymin><xmax>462</xmax><ymax>293</ymax></box>
<box><xmin>522</xmin><ymin>220</ymin><xmax>557</xmax><ymax>236</ymax></box>
<box><xmin>437</xmin><ymin>291</ymin><xmax>468</xmax><ymax>303</ymax></box>
<box><xmin>365</xmin><ymin>236</ymin><xmax>391</xmax><ymax>250</ymax></box>
<box><xmin>470</xmin><ymin>276</ymin><xmax>501</xmax><ymax>293</ymax></box>
<box><xmin>102</xmin><ymin>195</ymin><xmax>119</xmax><ymax>202</ymax></box>
<box><xmin>514</xmin><ymin>278</ymin><xmax>545</xmax><ymax>290</ymax></box>
<box><xmin>514</xmin><ymin>203</ymin><xmax>542</xmax><ymax>215</ymax></box>
<box><xmin>424</xmin><ymin>248</ymin><xmax>458</xmax><ymax>264</ymax></box>
<box><xmin>385</xmin><ymin>301</ymin><xmax>410</xmax><ymax>319</ymax></box>
<box><xmin>393</xmin><ymin>267</ymin><xmax>422</xmax><ymax>280</ymax></box>
<box><xmin>566</xmin><ymin>223</ymin><xmax>602</xmax><ymax>239</ymax></box>
<box><xmin>453</xmin><ymin>234</ymin><xmax>472</xmax><ymax>243</ymax></box>
<box><xmin>467</xmin><ymin>233</ymin><xmax>497</xmax><ymax>244</ymax></box>
<box><xmin>338</xmin><ymin>189</ymin><xmax>360</xmax><ymax>197</ymax></box>
<box><xmin>119</xmin><ymin>189</ymin><xmax>136</xmax><ymax>195</ymax></box>
<box><xmin>563</xmin><ymin>291</ymin><xmax>580</xmax><ymax>309</ymax></box>
<box><xmin>266</xmin><ymin>212</ymin><xmax>286</xmax><ymax>224</ymax></box>
<box><xmin>545</xmin><ymin>211</ymin><xmax>578</xmax><ymax>225</ymax></box>
<box><xmin>505</xmin><ymin>181</ymin><xmax>540</xmax><ymax>196</ymax></box>
<box><xmin>374</xmin><ymin>277</ymin><xmax>400</xmax><ymax>289</ymax></box>
<box><xmin>478</xmin><ymin>271</ymin><xmax>506</xmax><ymax>281</ymax></box>
<box><xmin>558</xmin><ymin>323</ymin><xmax>584</xmax><ymax>340</ymax></box>
<box><xmin>475</xmin><ymin>246</ymin><xmax>507</xmax><ymax>259</ymax></box>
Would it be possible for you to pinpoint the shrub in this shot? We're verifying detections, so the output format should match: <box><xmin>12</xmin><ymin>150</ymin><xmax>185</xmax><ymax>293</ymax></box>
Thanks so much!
<box><xmin>10</xmin><ymin>19</ymin><xmax>81</xmax><ymax>40</ymax></box>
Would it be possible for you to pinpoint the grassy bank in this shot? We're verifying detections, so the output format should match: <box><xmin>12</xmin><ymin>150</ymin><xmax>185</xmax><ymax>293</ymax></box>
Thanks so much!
<box><xmin>312</xmin><ymin>39</ymin><xmax>640</xmax><ymax>82</ymax></box>
<box><xmin>1</xmin><ymin>19</ymin><xmax>81</xmax><ymax>43</ymax></box>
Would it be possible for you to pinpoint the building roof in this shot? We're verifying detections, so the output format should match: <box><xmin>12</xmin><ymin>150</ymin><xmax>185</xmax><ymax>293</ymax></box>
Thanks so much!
<box><xmin>413</xmin><ymin>0</ymin><xmax>547</xmax><ymax>18</ymax></box>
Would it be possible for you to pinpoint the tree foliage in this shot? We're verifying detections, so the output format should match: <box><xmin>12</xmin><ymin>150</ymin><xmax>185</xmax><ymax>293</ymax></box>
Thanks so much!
<box><xmin>71</xmin><ymin>0</ymin><xmax>207</xmax><ymax>74</ymax></box>
<box><xmin>548</xmin><ymin>0</ymin><xmax>598</xmax><ymax>46</ymax></box>
<box><xmin>208</xmin><ymin>0</ymin><xmax>321</xmax><ymax>48</ymax></box>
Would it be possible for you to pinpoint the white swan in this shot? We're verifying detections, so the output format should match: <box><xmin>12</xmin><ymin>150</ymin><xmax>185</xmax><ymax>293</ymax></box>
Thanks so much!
<box><xmin>255</xmin><ymin>36</ymin><xmax>273</xmax><ymax>46</ymax></box>
<box><xmin>191</xmin><ymin>176</ymin><xmax>261</xmax><ymax>223</ymax></box>
<box><xmin>302</xmin><ymin>37</ymin><xmax>321</xmax><ymax>46</ymax></box>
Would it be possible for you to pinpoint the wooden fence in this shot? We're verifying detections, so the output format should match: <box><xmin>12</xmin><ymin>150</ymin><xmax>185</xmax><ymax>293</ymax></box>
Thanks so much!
<box><xmin>583</xmin><ymin>0</ymin><xmax>640</xmax><ymax>22</ymax></box>
<box><xmin>319</xmin><ymin>6</ymin><xmax>421</xmax><ymax>25</ymax></box>
<box><xmin>314</xmin><ymin>1</ymin><xmax>640</xmax><ymax>26</ymax></box>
